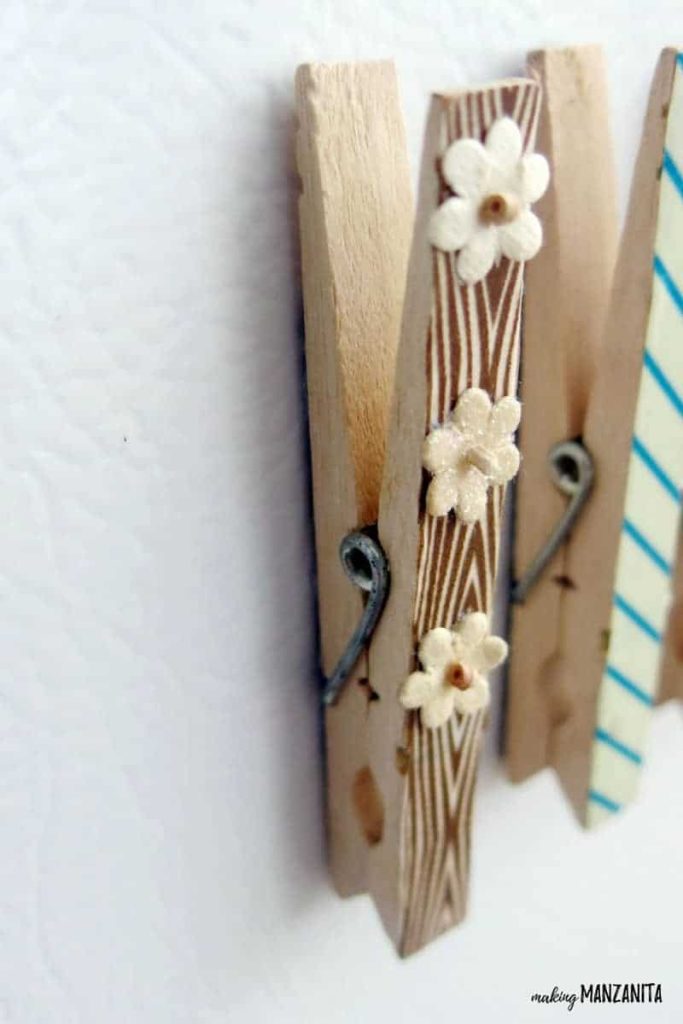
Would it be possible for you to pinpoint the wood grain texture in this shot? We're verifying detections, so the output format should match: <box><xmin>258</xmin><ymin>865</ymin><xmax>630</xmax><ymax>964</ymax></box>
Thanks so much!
<box><xmin>550</xmin><ymin>50</ymin><xmax>679</xmax><ymax>819</ymax></box>
<box><xmin>506</xmin><ymin>46</ymin><xmax>618</xmax><ymax>783</ymax></box>
<box><xmin>296</xmin><ymin>62</ymin><xmax>413</xmax><ymax>894</ymax></box>
<box><xmin>367</xmin><ymin>80</ymin><xmax>541</xmax><ymax>956</ymax></box>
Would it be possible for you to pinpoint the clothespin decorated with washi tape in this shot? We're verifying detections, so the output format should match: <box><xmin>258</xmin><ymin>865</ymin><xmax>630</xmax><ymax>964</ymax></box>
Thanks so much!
<box><xmin>297</xmin><ymin>60</ymin><xmax>547</xmax><ymax>953</ymax></box>
<box><xmin>506</xmin><ymin>47</ymin><xmax>683</xmax><ymax>827</ymax></box>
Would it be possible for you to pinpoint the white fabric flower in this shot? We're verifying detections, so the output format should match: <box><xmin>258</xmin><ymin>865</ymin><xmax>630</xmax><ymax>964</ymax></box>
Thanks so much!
<box><xmin>400</xmin><ymin>612</ymin><xmax>508</xmax><ymax>728</ymax></box>
<box><xmin>423</xmin><ymin>387</ymin><xmax>521</xmax><ymax>522</ymax></box>
<box><xmin>429</xmin><ymin>116</ymin><xmax>550</xmax><ymax>284</ymax></box>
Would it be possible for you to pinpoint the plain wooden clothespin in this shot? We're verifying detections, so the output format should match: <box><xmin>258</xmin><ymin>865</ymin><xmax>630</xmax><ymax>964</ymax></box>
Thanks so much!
<box><xmin>506</xmin><ymin>47</ymin><xmax>683</xmax><ymax>826</ymax></box>
<box><xmin>297</xmin><ymin>60</ymin><xmax>542</xmax><ymax>954</ymax></box>
<box><xmin>296</xmin><ymin>62</ymin><xmax>413</xmax><ymax>897</ymax></box>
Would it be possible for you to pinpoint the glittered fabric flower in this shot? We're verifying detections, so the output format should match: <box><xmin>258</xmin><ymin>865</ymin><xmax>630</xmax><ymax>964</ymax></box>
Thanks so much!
<box><xmin>428</xmin><ymin>116</ymin><xmax>550</xmax><ymax>284</ymax></box>
<box><xmin>400</xmin><ymin>612</ymin><xmax>508</xmax><ymax>727</ymax></box>
<box><xmin>423</xmin><ymin>387</ymin><xmax>521</xmax><ymax>522</ymax></box>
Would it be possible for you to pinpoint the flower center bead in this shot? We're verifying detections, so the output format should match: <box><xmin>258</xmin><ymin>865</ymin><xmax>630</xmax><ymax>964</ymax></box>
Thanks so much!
<box><xmin>478</xmin><ymin>192</ymin><xmax>519</xmax><ymax>226</ymax></box>
<box><xmin>466</xmin><ymin>443</ymin><xmax>497</xmax><ymax>478</ymax></box>
<box><xmin>445</xmin><ymin>662</ymin><xmax>472</xmax><ymax>690</ymax></box>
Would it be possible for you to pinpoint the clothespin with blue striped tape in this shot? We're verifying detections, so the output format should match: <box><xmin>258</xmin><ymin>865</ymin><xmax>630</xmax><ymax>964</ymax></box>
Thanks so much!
<box><xmin>506</xmin><ymin>47</ymin><xmax>683</xmax><ymax>827</ymax></box>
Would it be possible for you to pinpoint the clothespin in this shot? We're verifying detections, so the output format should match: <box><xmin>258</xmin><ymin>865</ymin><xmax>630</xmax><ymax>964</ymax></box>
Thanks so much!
<box><xmin>297</xmin><ymin>60</ymin><xmax>545</xmax><ymax>953</ymax></box>
<box><xmin>506</xmin><ymin>47</ymin><xmax>683</xmax><ymax>826</ymax></box>
<box><xmin>296</xmin><ymin>61</ymin><xmax>413</xmax><ymax>897</ymax></box>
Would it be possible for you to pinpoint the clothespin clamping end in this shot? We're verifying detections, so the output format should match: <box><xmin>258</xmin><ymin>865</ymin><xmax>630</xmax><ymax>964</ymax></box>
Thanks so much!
<box><xmin>506</xmin><ymin>46</ymin><xmax>683</xmax><ymax>827</ymax></box>
<box><xmin>297</xmin><ymin>60</ymin><xmax>548</xmax><ymax>953</ymax></box>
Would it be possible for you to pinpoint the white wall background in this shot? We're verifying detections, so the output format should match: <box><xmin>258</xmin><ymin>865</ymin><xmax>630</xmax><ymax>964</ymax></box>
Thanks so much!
<box><xmin>2</xmin><ymin>2</ymin><xmax>682</xmax><ymax>1022</ymax></box>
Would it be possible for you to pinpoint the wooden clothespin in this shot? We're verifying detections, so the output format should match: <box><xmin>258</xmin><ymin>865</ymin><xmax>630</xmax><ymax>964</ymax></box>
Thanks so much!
<box><xmin>298</xmin><ymin>60</ymin><xmax>544</xmax><ymax>953</ymax></box>
<box><xmin>296</xmin><ymin>62</ymin><xmax>413</xmax><ymax>897</ymax></box>
<box><xmin>506</xmin><ymin>47</ymin><xmax>683</xmax><ymax>826</ymax></box>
